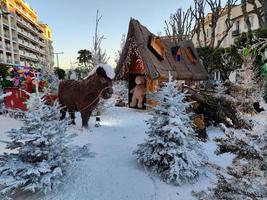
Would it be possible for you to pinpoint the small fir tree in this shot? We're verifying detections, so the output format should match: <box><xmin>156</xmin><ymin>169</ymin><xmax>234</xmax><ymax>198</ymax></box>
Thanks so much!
<box><xmin>113</xmin><ymin>80</ymin><xmax>128</xmax><ymax>107</ymax></box>
<box><xmin>0</xmin><ymin>78</ymin><xmax>89</xmax><ymax>198</ymax></box>
<box><xmin>193</xmin><ymin>126</ymin><xmax>267</xmax><ymax>200</ymax></box>
<box><xmin>134</xmin><ymin>78</ymin><xmax>206</xmax><ymax>185</ymax></box>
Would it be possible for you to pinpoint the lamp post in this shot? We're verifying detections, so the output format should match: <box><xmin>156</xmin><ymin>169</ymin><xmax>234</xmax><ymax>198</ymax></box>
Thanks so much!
<box><xmin>54</xmin><ymin>52</ymin><xmax>64</xmax><ymax>68</ymax></box>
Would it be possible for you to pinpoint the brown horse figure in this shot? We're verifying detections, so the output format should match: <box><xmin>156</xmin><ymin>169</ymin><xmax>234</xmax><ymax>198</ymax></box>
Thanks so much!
<box><xmin>58</xmin><ymin>64</ymin><xmax>114</xmax><ymax>128</ymax></box>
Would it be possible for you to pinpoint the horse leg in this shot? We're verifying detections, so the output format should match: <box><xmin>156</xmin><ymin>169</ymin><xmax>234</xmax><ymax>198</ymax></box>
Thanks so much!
<box><xmin>69</xmin><ymin>111</ymin><xmax>76</xmax><ymax>125</ymax></box>
<box><xmin>60</xmin><ymin>107</ymin><xmax>67</xmax><ymax>120</ymax></box>
<box><xmin>81</xmin><ymin>111</ymin><xmax>92</xmax><ymax>129</ymax></box>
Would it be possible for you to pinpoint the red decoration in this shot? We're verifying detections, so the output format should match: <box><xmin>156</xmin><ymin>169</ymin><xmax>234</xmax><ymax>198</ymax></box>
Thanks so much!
<box><xmin>135</xmin><ymin>58</ymin><xmax>144</xmax><ymax>72</ymax></box>
<box><xmin>4</xmin><ymin>87</ymin><xmax>28</xmax><ymax>111</ymax></box>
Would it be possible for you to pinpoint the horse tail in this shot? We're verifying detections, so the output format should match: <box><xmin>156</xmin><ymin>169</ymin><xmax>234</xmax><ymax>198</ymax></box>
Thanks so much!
<box><xmin>58</xmin><ymin>81</ymin><xmax>64</xmax><ymax>105</ymax></box>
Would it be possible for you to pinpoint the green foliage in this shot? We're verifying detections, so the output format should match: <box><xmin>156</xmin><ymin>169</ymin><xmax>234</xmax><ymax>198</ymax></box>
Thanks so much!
<box><xmin>197</xmin><ymin>47</ymin><xmax>223</xmax><ymax>73</ymax></box>
<box><xmin>77</xmin><ymin>49</ymin><xmax>93</xmax><ymax>67</ymax></box>
<box><xmin>234</xmin><ymin>28</ymin><xmax>267</xmax><ymax>67</ymax></box>
<box><xmin>54</xmin><ymin>67</ymin><xmax>66</xmax><ymax>80</ymax></box>
<box><xmin>0</xmin><ymin>64</ymin><xmax>12</xmax><ymax>88</ymax></box>
<box><xmin>0</xmin><ymin>64</ymin><xmax>10</xmax><ymax>80</ymax></box>
<box><xmin>197</xmin><ymin>46</ymin><xmax>241</xmax><ymax>80</ymax></box>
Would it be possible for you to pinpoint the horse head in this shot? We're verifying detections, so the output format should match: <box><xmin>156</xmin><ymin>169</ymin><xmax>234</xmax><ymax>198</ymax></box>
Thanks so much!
<box><xmin>94</xmin><ymin>64</ymin><xmax>114</xmax><ymax>99</ymax></box>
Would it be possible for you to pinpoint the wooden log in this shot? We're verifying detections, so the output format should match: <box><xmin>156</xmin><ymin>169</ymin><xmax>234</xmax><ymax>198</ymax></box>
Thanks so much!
<box><xmin>185</xmin><ymin>87</ymin><xmax>251</xmax><ymax>130</ymax></box>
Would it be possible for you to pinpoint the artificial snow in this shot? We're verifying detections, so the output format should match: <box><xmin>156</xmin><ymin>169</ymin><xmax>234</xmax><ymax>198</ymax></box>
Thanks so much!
<box><xmin>0</xmin><ymin>92</ymin><xmax>12</xmax><ymax>100</ymax></box>
<box><xmin>85</xmin><ymin>64</ymin><xmax>115</xmax><ymax>80</ymax></box>
<box><xmin>0</xmin><ymin>104</ymin><xmax>266</xmax><ymax>200</ymax></box>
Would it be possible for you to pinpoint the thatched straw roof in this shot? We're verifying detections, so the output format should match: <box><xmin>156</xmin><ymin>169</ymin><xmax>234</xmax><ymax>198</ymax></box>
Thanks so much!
<box><xmin>115</xmin><ymin>18</ymin><xmax>209</xmax><ymax>80</ymax></box>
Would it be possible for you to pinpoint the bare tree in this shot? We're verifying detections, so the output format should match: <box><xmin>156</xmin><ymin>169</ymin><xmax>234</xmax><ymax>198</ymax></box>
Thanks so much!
<box><xmin>164</xmin><ymin>7</ymin><xmax>194</xmax><ymax>44</ymax></box>
<box><xmin>192</xmin><ymin>0</ymin><xmax>208</xmax><ymax>47</ymax></box>
<box><xmin>241</xmin><ymin>0</ymin><xmax>252</xmax><ymax>34</ymax></box>
<box><xmin>216</xmin><ymin>0</ymin><xmax>238</xmax><ymax>48</ymax></box>
<box><xmin>264</xmin><ymin>0</ymin><xmax>267</xmax><ymax>28</ymax></box>
<box><xmin>192</xmin><ymin>0</ymin><xmax>237</xmax><ymax>48</ymax></box>
<box><xmin>249</xmin><ymin>0</ymin><xmax>264</xmax><ymax>27</ymax></box>
<box><xmin>91</xmin><ymin>10</ymin><xmax>109</xmax><ymax>67</ymax></box>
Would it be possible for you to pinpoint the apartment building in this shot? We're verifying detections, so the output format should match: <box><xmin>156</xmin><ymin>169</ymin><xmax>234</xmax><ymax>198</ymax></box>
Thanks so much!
<box><xmin>192</xmin><ymin>1</ymin><xmax>262</xmax><ymax>48</ymax></box>
<box><xmin>0</xmin><ymin>0</ymin><xmax>54</xmax><ymax>68</ymax></box>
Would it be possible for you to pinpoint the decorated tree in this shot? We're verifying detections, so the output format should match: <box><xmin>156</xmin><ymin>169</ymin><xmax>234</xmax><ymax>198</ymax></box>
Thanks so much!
<box><xmin>134</xmin><ymin>78</ymin><xmax>206</xmax><ymax>185</ymax></box>
<box><xmin>193</xmin><ymin>126</ymin><xmax>267</xmax><ymax>200</ymax></box>
<box><xmin>0</xmin><ymin>79</ymin><xmax>89</xmax><ymax>198</ymax></box>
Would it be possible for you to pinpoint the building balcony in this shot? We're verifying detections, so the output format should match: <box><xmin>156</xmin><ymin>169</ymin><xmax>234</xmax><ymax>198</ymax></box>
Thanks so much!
<box><xmin>6</xmin><ymin>46</ymin><xmax>12</xmax><ymax>51</ymax></box>
<box><xmin>18</xmin><ymin>40</ymin><xmax>39</xmax><ymax>53</ymax></box>
<box><xmin>11</xmin><ymin>23</ymin><xmax>16</xmax><ymax>29</ymax></box>
<box><xmin>2</xmin><ymin>18</ymin><xmax>9</xmax><ymax>26</ymax></box>
<box><xmin>4</xmin><ymin>33</ymin><xmax>10</xmax><ymax>38</ymax></box>
<box><xmin>232</xmin><ymin>30</ymin><xmax>240</xmax><ymax>37</ymax></box>
<box><xmin>7</xmin><ymin>59</ymin><xmax>12</xmax><ymax>64</ymax></box>
<box><xmin>17</xmin><ymin>30</ymin><xmax>40</xmax><ymax>44</ymax></box>
<box><xmin>16</xmin><ymin>16</ymin><xmax>41</xmax><ymax>36</ymax></box>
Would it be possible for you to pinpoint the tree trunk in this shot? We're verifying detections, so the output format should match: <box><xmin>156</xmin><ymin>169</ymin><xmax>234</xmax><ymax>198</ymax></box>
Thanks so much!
<box><xmin>251</xmin><ymin>0</ymin><xmax>264</xmax><ymax>27</ymax></box>
<box><xmin>264</xmin><ymin>0</ymin><xmax>267</xmax><ymax>28</ymax></box>
<box><xmin>186</xmin><ymin>87</ymin><xmax>251</xmax><ymax>129</ymax></box>
<box><xmin>241</xmin><ymin>0</ymin><xmax>252</xmax><ymax>44</ymax></box>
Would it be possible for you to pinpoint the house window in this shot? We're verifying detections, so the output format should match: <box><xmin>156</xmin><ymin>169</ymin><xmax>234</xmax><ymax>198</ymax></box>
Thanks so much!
<box><xmin>148</xmin><ymin>36</ymin><xmax>166</xmax><ymax>61</ymax></box>
<box><xmin>185</xmin><ymin>47</ymin><xmax>197</xmax><ymax>64</ymax></box>
<box><xmin>176</xmin><ymin>48</ymin><xmax>182</xmax><ymax>62</ymax></box>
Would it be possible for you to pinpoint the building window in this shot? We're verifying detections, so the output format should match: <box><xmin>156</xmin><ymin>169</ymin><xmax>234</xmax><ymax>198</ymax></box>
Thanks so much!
<box><xmin>214</xmin><ymin>71</ymin><xmax>221</xmax><ymax>81</ymax></box>
<box><xmin>236</xmin><ymin>21</ymin><xmax>240</xmax><ymax>32</ymax></box>
<box><xmin>250</xmin><ymin>16</ymin><xmax>254</xmax><ymax>27</ymax></box>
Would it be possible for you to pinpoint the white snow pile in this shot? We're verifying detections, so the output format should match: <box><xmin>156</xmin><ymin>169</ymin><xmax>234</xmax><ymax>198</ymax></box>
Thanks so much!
<box><xmin>86</xmin><ymin>64</ymin><xmax>115</xmax><ymax>80</ymax></box>
<box><xmin>0</xmin><ymin>92</ymin><xmax>12</xmax><ymax>101</ymax></box>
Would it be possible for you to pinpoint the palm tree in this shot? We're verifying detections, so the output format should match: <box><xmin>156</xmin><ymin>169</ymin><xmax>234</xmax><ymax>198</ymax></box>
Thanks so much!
<box><xmin>77</xmin><ymin>49</ymin><xmax>92</xmax><ymax>68</ymax></box>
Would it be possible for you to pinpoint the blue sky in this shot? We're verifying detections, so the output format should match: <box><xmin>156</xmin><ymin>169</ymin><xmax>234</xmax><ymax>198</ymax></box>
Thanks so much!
<box><xmin>26</xmin><ymin>0</ymin><xmax>193</xmax><ymax>69</ymax></box>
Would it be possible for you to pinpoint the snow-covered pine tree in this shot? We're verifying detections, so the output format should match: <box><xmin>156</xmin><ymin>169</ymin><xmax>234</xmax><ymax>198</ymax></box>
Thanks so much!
<box><xmin>193</xmin><ymin>126</ymin><xmax>267</xmax><ymax>200</ymax></box>
<box><xmin>113</xmin><ymin>80</ymin><xmax>128</xmax><ymax>107</ymax></box>
<box><xmin>134</xmin><ymin>78</ymin><xmax>206</xmax><ymax>185</ymax></box>
<box><xmin>0</xmin><ymin>77</ymin><xmax>89</xmax><ymax>198</ymax></box>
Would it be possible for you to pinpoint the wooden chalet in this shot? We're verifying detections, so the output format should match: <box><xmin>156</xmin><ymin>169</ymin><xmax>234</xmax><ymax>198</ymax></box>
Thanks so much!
<box><xmin>115</xmin><ymin>18</ymin><xmax>209</xmax><ymax>108</ymax></box>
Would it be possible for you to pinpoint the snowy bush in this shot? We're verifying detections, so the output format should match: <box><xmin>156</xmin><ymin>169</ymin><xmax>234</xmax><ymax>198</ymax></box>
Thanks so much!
<box><xmin>193</xmin><ymin>126</ymin><xmax>267</xmax><ymax>200</ymax></box>
<box><xmin>0</xmin><ymin>90</ymin><xmax>90</xmax><ymax>198</ymax></box>
<box><xmin>113</xmin><ymin>80</ymin><xmax>128</xmax><ymax>107</ymax></box>
<box><xmin>134</xmin><ymin>79</ymin><xmax>207</xmax><ymax>186</ymax></box>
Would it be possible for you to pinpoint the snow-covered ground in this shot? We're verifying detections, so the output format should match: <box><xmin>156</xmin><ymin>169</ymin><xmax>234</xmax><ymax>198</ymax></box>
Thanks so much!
<box><xmin>0</xmin><ymin>105</ymin><xmax>265</xmax><ymax>200</ymax></box>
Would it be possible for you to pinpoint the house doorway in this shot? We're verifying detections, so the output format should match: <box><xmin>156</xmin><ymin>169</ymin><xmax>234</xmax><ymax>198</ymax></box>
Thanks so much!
<box><xmin>128</xmin><ymin>73</ymin><xmax>146</xmax><ymax>109</ymax></box>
